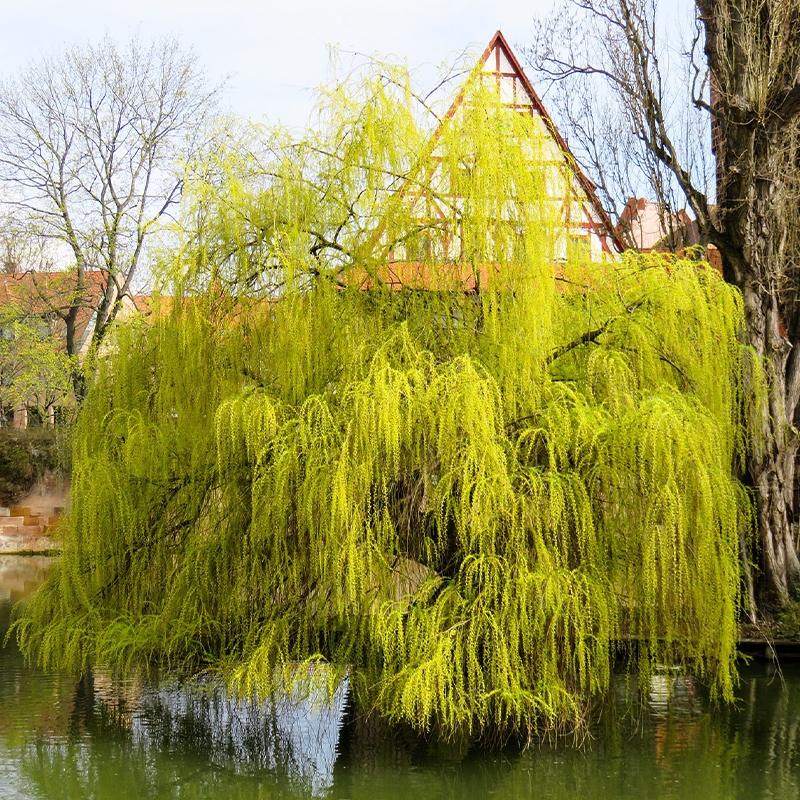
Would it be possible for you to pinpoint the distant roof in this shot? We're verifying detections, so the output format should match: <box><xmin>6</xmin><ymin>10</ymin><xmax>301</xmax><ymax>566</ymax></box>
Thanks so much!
<box><xmin>616</xmin><ymin>198</ymin><xmax>701</xmax><ymax>253</ymax></box>
<box><xmin>0</xmin><ymin>270</ymin><xmax>106</xmax><ymax>351</ymax></box>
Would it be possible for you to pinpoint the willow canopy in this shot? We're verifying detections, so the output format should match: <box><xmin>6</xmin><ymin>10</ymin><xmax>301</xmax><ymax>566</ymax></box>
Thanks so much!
<box><xmin>15</xmin><ymin>45</ymin><xmax>752</xmax><ymax>742</ymax></box>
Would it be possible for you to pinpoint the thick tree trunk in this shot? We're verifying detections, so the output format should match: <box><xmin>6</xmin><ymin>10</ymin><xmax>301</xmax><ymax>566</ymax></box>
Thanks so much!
<box><xmin>743</xmin><ymin>281</ymin><xmax>800</xmax><ymax>604</ymax></box>
<box><xmin>695</xmin><ymin>0</ymin><xmax>800</xmax><ymax>609</ymax></box>
<box><xmin>736</xmin><ymin>178</ymin><xmax>800</xmax><ymax>605</ymax></box>
<box><xmin>64</xmin><ymin>302</ymin><xmax>87</xmax><ymax>403</ymax></box>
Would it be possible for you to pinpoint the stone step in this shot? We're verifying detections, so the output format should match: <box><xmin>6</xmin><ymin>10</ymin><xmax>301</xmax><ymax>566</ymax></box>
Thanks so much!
<box><xmin>0</xmin><ymin>515</ymin><xmax>61</xmax><ymax>527</ymax></box>
<box><xmin>27</xmin><ymin>509</ymin><xmax>62</xmax><ymax>520</ymax></box>
<box><xmin>0</xmin><ymin>517</ymin><xmax>58</xmax><ymax>531</ymax></box>
<box><xmin>0</xmin><ymin>525</ymin><xmax>44</xmax><ymax>537</ymax></box>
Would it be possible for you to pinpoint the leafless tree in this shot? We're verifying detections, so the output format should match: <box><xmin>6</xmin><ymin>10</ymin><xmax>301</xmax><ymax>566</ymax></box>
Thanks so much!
<box><xmin>0</xmin><ymin>36</ymin><xmax>220</xmax><ymax>394</ymax></box>
<box><xmin>527</xmin><ymin>0</ymin><xmax>800</xmax><ymax>609</ymax></box>
<box><xmin>524</xmin><ymin>1</ymin><xmax>714</xmax><ymax>244</ymax></box>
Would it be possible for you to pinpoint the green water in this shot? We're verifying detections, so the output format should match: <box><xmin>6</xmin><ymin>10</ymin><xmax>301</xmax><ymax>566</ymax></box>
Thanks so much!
<box><xmin>1</xmin><ymin>556</ymin><xmax>799</xmax><ymax>799</ymax></box>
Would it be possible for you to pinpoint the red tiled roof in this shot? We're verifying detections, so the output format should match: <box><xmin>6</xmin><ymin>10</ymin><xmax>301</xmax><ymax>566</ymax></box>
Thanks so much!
<box><xmin>0</xmin><ymin>270</ymin><xmax>106</xmax><ymax>348</ymax></box>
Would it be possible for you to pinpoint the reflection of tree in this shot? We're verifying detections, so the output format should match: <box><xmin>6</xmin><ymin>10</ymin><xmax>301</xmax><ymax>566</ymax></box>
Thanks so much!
<box><xmin>19</xmin><ymin>670</ymin><xmax>349</xmax><ymax>799</ymax></box>
<box><xmin>330</xmin><ymin>669</ymin><xmax>800</xmax><ymax>800</ymax></box>
<box><xmin>331</xmin><ymin>699</ymin><xmax>517</xmax><ymax>799</ymax></box>
<box><xmin>8</xmin><ymin>646</ymin><xmax>800</xmax><ymax>798</ymax></box>
<box><xmin>729</xmin><ymin>665</ymin><xmax>800</xmax><ymax>800</ymax></box>
<box><xmin>335</xmin><ymin>701</ymin><xmax>418</xmax><ymax>772</ymax></box>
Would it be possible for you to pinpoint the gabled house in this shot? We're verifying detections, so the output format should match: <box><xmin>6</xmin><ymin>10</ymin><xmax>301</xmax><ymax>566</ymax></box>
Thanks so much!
<box><xmin>376</xmin><ymin>31</ymin><xmax>622</xmax><ymax>290</ymax></box>
<box><xmin>469</xmin><ymin>31</ymin><xmax>621</xmax><ymax>258</ymax></box>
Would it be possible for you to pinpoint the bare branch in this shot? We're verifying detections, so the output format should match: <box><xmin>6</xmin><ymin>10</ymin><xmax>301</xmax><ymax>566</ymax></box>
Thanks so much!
<box><xmin>0</xmin><ymin>35</ymin><xmax>222</xmax><ymax>366</ymax></box>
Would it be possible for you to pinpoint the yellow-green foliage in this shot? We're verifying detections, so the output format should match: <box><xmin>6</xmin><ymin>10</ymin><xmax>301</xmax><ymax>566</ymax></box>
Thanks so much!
<box><xmin>15</xmin><ymin>58</ymin><xmax>750</xmax><ymax>743</ymax></box>
<box><xmin>0</xmin><ymin>314</ymin><xmax>75</xmax><ymax>417</ymax></box>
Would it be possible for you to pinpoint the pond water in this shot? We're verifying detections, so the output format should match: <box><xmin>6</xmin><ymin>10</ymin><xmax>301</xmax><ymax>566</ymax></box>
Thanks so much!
<box><xmin>1</xmin><ymin>554</ymin><xmax>799</xmax><ymax>799</ymax></box>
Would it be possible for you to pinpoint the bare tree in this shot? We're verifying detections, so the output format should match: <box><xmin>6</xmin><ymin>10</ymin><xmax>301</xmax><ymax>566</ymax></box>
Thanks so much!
<box><xmin>0</xmin><ymin>36</ymin><xmax>220</xmax><ymax>394</ymax></box>
<box><xmin>524</xmin><ymin>2</ymin><xmax>714</xmax><ymax>242</ymax></box>
<box><xmin>528</xmin><ymin>0</ymin><xmax>800</xmax><ymax>609</ymax></box>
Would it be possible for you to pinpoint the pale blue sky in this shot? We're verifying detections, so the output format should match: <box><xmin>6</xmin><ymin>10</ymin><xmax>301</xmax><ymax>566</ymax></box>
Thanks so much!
<box><xmin>0</xmin><ymin>0</ymin><xmax>558</xmax><ymax>129</ymax></box>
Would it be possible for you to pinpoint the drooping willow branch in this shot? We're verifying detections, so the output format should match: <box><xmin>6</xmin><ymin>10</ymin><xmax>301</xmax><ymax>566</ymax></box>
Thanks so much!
<box><xmin>14</xmin><ymin>58</ymin><xmax>753</xmax><ymax>744</ymax></box>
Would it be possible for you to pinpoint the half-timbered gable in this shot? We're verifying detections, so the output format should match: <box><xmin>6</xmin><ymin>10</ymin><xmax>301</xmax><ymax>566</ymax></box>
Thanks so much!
<box><xmin>386</xmin><ymin>31</ymin><xmax>620</xmax><ymax>284</ymax></box>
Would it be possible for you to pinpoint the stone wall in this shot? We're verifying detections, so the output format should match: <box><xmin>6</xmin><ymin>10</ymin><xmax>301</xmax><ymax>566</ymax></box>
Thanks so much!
<box><xmin>0</xmin><ymin>481</ymin><xmax>68</xmax><ymax>553</ymax></box>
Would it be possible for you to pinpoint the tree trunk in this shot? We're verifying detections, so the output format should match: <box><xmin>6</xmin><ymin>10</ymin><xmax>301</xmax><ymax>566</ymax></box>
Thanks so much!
<box><xmin>735</xmin><ymin>166</ymin><xmax>800</xmax><ymax>605</ymax></box>
<box><xmin>743</xmin><ymin>279</ymin><xmax>800</xmax><ymax>604</ymax></box>
<box><xmin>697</xmin><ymin>0</ymin><xmax>800</xmax><ymax>609</ymax></box>
<box><xmin>64</xmin><ymin>303</ymin><xmax>87</xmax><ymax>403</ymax></box>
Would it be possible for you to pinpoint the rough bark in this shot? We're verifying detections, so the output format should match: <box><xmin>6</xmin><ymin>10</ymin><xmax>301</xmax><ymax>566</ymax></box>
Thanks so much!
<box><xmin>742</xmin><ymin>276</ymin><xmax>800</xmax><ymax>603</ymax></box>
<box><xmin>700</xmin><ymin>0</ymin><xmax>800</xmax><ymax>602</ymax></box>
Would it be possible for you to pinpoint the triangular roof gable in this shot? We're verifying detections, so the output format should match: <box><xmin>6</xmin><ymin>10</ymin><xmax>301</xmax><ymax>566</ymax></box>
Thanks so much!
<box><xmin>428</xmin><ymin>31</ymin><xmax>623</xmax><ymax>254</ymax></box>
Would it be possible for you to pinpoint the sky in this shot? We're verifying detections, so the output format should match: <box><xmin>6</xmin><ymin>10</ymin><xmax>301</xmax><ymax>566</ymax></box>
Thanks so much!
<box><xmin>0</xmin><ymin>0</ymin><xmax>556</xmax><ymax>130</ymax></box>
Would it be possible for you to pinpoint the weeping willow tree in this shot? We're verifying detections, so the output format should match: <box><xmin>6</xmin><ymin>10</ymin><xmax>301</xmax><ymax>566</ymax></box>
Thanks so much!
<box><xmin>14</xmin><ymin>55</ymin><xmax>753</xmax><ymax>743</ymax></box>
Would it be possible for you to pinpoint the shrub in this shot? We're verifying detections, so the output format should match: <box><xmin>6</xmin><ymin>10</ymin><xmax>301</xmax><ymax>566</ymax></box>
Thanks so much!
<box><xmin>0</xmin><ymin>427</ymin><xmax>65</xmax><ymax>506</ymax></box>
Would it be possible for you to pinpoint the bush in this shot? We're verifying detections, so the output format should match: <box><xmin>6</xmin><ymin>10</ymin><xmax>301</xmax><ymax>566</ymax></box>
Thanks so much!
<box><xmin>0</xmin><ymin>427</ymin><xmax>65</xmax><ymax>506</ymax></box>
<box><xmin>777</xmin><ymin>602</ymin><xmax>800</xmax><ymax>640</ymax></box>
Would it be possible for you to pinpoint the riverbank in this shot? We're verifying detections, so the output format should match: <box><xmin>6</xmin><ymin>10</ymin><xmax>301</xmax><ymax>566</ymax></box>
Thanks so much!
<box><xmin>0</xmin><ymin>487</ymin><xmax>66</xmax><ymax>554</ymax></box>
<box><xmin>0</xmin><ymin>511</ymin><xmax>59</xmax><ymax>553</ymax></box>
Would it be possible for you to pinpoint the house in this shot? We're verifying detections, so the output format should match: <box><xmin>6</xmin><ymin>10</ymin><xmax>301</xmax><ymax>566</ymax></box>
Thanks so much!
<box><xmin>371</xmin><ymin>31</ymin><xmax>623</xmax><ymax>291</ymax></box>
<box><xmin>615</xmin><ymin>198</ymin><xmax>696</xmax><ymax>252</ymax></box>
<box><xmin>615</xmin><ymin>197</ymin><xmax>723</xmax><ymax>271</ymax></box>
<box><xmin>1</xmin><ymin>32</ymin><xmax>628</xmax><ymax>427</ymax></box>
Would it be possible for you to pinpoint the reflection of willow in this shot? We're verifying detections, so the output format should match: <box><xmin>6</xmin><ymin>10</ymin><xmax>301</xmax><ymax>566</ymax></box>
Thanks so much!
<box><xmin>730</xmin><ymin>665</ymin><xmax>800</xmax><ymax>800</ymax></box>
<box><xmin>20</xmin><ymin>668</ymin><xmax>349</xmax><ymax>799</ymax></box>
<box><xmin>14</xmin><ymin>664</ymin><xmax>800</xmax><ymax>799</ymax></box>
<box><xmin>331</xmin><ymin>697</ymin><xmax>529</xmax><ymax>800</ymax></box>
<box><xmin>329</xmin><ymin>669</ymin><xmax>800</xmax><ymax>800</ymax></box>
<box><xmin>334</xmin><ymin>702</ymin><xmax>418</xmax><ymax>771</ymax></box>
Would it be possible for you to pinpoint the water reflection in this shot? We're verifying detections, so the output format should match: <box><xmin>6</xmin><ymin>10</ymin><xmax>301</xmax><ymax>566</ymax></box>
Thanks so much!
<box><xmin>2</xmin><ymin>555</ymin><xmax>800</xmax><ymax>799</ymax></box>
<box><xmin>20</xmin><ymin>671</ymin><xmax>349</xmax><ymax>799</ymax></box>
<box><xmin>131</xmin><ymin>676</ymin><xmax>348</xmax><ymax>793</ymax></box>
<box><xmin>0</xmin><ymin>555</ymin><xmax>54</xmax><ymax>603</ymax></box>
<box><xmin>648</xmin><ymin>669</ymin><xmax>702</xmax><ymax>719</ymax></box>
